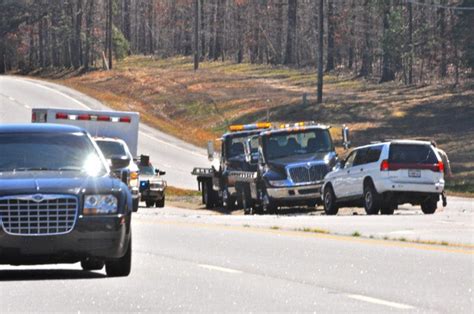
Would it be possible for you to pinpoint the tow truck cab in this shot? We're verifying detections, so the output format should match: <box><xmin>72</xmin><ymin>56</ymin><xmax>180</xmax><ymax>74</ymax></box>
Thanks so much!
<box><xmin>238</xmin><ymin>122</ymin><xmax>350</xmax><ymax>214</ymax></box>
<box><xmin>192</xmin><ymin>123</ymin><xmax>271</xmax><ymax>210</ymax></box>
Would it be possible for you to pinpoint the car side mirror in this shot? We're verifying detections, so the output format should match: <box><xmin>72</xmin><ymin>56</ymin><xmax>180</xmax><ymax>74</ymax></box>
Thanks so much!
<box><xmin>207</xmin><ymin>141</ymin><xmax>215</xmax><ymax>161</ymax></box>
<box><xmin>110</xmin><ymin>155</ymin><xmax>131</xmax><ymax>170</ymax></box>
<box><xmin>342</xmin><ymin>125</ymin><xmax>351</xmax><ymax>150</ymax></box>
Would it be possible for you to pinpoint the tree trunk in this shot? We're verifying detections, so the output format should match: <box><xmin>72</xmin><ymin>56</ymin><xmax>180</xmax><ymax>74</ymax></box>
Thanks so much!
<box><xmin>284</xmin><ymin>0</ymin><xmax>297</xmax><ymax>65</ymax></box>
<box><xmin>359</xmin><ymin>0</ymin><xmax>372</xmax><ymax>77</ymax></box>
<box><xmin>380</xmin><ymin>0</ymin><xmax>395</xmax><ymax>83</ymax></box>
<box><xmin>408</xmin><ymin>0</ymin><xmax>413</xmax><ymax>84</ymax></box>
<box><xmin>200</xmin><ymin>0</ymin><xmax>206</xmax><ymax>59</ymax></box>
<box><xmin>74</xmin><ymin>0</ymin><xmax>84</xmax><ymax>68</ymax></box>
<box><xmin>438</xmin><ymin>2</ymin><xmax>447</xmax><ymax>78</ymax></box>
<box><xmin>214</xmin><ymin>0</ymin><xmax>225</xmax><ymax>61</ymax></box>
<box><xmin>348</xmin><ymin>0</ymin><xmax>355</xmax><ymax>70</ymax></box>
<box><xmin>326</xmin><ymin>0</ymin><xmax>335</xmax><ymax>72</ymax></box>
<box><xmin>108</xmin><ymin>0</ymin><xmax>113</xmax><ymax>70</ymax></box>
<box><xmin>123</xmin><ymin>0</ymin><xmax>131</xmax><ymax>44</ymax></box>
<box><xmin>275</xmin><ymin>0</ymin><xmax>284</xmax><ymax>64</ymax></box>
<box><xmin>317</xmin><ymin>0</ymin><xmax>324</xmax><ymax>104</ymax></box>
<box><xmin>194</xmin><ymin>0</ymin><xmax>200</xmax><ymax>70</ymax></box>
<box><xmin>84</xmin><ymin>0</ymin><xmax>94</xmax><ymax>70</ymax></box>
<box><xmin>208</xmin><ymin>0</ymin><xmax>217</xmax><ymax>60</ymax></box>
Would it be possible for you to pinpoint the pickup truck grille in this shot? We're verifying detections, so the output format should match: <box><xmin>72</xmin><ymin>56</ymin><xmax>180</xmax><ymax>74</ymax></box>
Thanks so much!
<box><xmin>0</xmin><ymin>195</ymin><xmax>78</xmax><ymax>236</ymax></box>
<box><xmin>288</xmin><ymin>164</ymin><xmax>328</xmax><ymax>184</ymax></box>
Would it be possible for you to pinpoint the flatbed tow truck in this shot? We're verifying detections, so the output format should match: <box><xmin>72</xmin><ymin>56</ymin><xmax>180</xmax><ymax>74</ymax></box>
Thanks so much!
<box><xmin>192</xmin><ymin>123</ymin><xmax>272</xmax><ymax>210</ymax></box>
<box><xmin>231</xmin><ymin>122</ymin><xmax>350</xmax><ymax>214</ymax></box>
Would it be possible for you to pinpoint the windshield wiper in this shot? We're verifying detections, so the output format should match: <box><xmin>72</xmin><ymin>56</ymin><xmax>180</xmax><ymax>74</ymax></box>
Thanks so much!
<box><xmin>13</xmin><ymin>167</ymin><xmax>54</xmax><ymax>172</ymax></box>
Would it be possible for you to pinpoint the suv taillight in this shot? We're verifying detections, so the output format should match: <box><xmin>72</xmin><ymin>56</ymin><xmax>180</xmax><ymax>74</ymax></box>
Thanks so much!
<box><xmin>435</xmin><ymin>161</ymin><xmax>444</xmax><ymax>173</ymax></box>
<box><xmin>380</xmin><ymin>160</ymin><xmax>389</xmax><ymax>171</ymax></box>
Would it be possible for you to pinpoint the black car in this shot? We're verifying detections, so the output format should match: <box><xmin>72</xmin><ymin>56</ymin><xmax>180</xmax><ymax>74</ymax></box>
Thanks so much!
<box><xmin>0</xmin><ymin>124</ymin><xmax>132</xmax><ymax>277</ymax></box>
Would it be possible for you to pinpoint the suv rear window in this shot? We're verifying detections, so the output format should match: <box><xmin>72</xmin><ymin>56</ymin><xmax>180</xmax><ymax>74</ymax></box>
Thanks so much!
<box><xmin>389</xmin><ymin>144</ymin><xmax>438</xmax><ymax>164</ymax></box>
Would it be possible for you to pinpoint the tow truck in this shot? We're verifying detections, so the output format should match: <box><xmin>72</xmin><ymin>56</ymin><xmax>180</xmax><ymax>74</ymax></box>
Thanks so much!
<box><xmin>192</xmin><ymin>123</ymin><xmax>272</xmax><ymax>210</ymax></box>
<box><xmin>32</xmin><ymin>108</ymin><xmax>141</xmax><ymax>211</ymax></box>
<box><xmin>234</xmin><ymin>122</ymin><xmax>350</xmax><ymax>214</ymax></box>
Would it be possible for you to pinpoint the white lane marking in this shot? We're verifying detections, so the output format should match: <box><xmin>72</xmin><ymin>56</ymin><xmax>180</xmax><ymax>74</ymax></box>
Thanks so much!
<box><xmin>24</xmin><ymin>104</ymin><xmax>31</xmax><ymax>109</ymax></box>
<box><xmin>139</xmin><ymin>131</ymin><xmax>206</xmax><ymax>158</ymax></box>
<box><xmin>8</xmin><ymin>96</ymin><xmax>15</xmax><ymax>101</ymax></box>
<box><xmin>198</xmin><ymin>264</ymin><xmax>242</xmax><ymax>274</ymax></box>
<box><xmin>347</xmin><ymin>294</ymin><xmax>415</xmax><ymax>310</ymax></box>
<box><xmin>388</xmin><ymin>230</ymin><xmax>416</xmax><ymax>235</ymax></box>
<box><xmin>8</xmin><ymin>77</ymin><xmax>91</xmax><ymax>110</ymax></box>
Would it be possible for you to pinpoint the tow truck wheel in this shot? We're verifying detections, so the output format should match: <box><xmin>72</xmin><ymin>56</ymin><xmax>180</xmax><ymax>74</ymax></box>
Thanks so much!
<box><xmin>106</xmin><ymin>238</ymin><xmax>132</xmax><ymax>277</ymax></box>
<box><xmin>156</xmin><ymin>196</ymin><xmax>165</xmax><ymax>208</ymax></box>
<box><xmin>262</xmin><ymin>191</ymin><xmax>277</xmax><ymax>215</ymax></box>
<box><xmin>145</xmin><ymin>200</ymin><xmax>154</xmax><ymax>208</ymax></box>
<box><xmin>132</xmin><ymin>198</ymin><xmax>139</xmax><ymax>212</ymax></box>
<box><xmin>81</xmin><ymin>259</ymin><xmax>105</xmax><ymax>271</ymax></box>
<box><xmin>203</xmin><ymin>181</ymin><xmax>215</xmax><ymax>209</ymax></box>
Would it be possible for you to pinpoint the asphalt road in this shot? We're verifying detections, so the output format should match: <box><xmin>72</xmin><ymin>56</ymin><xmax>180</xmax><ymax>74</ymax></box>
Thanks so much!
<box><xmin>0</xmin><ymin>75</ymin><xmax>209</xmax><ymax>189</ymax></box>
<box><xmin>0</xmin><ymin>75</ymin><xmax>473</xmax><ymax>312</ymax></box>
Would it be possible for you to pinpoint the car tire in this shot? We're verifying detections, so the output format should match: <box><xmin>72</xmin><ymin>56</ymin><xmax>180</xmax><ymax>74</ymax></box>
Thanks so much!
<box><xmin>421</xmin><ymin>197</ymin><xmax>438</xmax><ymax>214</ymax></box>
<box><xmin>156</xmin><ymin>196</ymin><xmax>165</xmax><ymax>208</ymax></box>
<box><xmin>323</xmin><ymin>186</ymin><xmax>339</xmax><ymax>215</ymax></box>
<box><xmin>145</xmin><ymin>200</ymin><xmax>154</xmax><ymax>208</ymax></box>
<box><xmin>132</xmin><ymin>198</ymin><xmax>139</xmax><ymax>212</ymax></box>
<box><xmin>380</xmin><ymin>204</ymin><xmax>395</xmax><ymax>215</ymax></box>
<box><xmin>81</xmin><ymin>259</ymin><xmax>104</xmax><ymax>271</ymax></box>
<box><xmin>363</xmin><ymin>183</ymin><xmax>381</xmax><ymax>215</ymax></box>
<box><xmin>106</xmin><ymin>238</ymin><xmax>132</xmax><ymax>277</ymax></box>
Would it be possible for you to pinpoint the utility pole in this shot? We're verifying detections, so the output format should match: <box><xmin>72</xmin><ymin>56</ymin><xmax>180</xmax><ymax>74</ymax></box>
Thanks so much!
<box><xmin>194</xmin><ymin>0</ymin><xmax>200</xmax><ymax>71</ymax></box>
<box><xmin>317</xmin><ymin>0</ymin><xmax>324</xmax><ymax>104</ymax></box>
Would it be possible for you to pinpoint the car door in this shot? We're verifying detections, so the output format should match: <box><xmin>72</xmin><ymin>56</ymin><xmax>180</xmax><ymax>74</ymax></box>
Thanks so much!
<box><xmin>348</xmin><ymin>148</ymin><xmax>369</xmax><ymax>197</ymax></box>
<box><xmin>333</xmin><ymin>150</ymin><xmax>358</xmax><ymax>198</ymax></box>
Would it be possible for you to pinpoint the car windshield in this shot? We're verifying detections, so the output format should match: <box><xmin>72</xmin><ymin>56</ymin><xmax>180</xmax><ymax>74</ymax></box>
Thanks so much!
<box><xmin>96</xmin><ymin>140</ymin><xmax>128</xmax><ymax>158</ymax></box>
<box><xmin>0</xmin><ymin>132</ymin><xmax>106</xmax><ymax>176</ymax></box>
<box><xmin>389</xmin><ymin>144</ymin><xmax>438</xmax><ymax>164</ymax></box>
<box><xmin>139</xmin><ymin>165</ymin><xmax>156</xmax><ymax>175</ymax></box>
<box><xmin>264</xmin><ymin>129</ymin><xmax>333</xmax><ymax>161</ymax></box>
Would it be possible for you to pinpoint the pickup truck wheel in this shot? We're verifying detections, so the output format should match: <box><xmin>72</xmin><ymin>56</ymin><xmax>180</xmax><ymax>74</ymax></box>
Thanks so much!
<box><xmin>156</xmin><ymin>196</ymin><xmax>165</xmax><ymax>208</ymax></box>
<box><xmin>145</xmin><ymin>200</ymin><xmax>154</xmax><ymax>208</ymax></box>
<box><xmin>363</xmin><ymin>183</ymin><xmax>381</xmax><ymax>215</ymax></box>
<box><xmin>421</xmin><ymin>197</ymin><xmax>438</xmax><ymax>214</ymax></box>
<box><xmin>132</xmin><ymin>198</ymin><xmax>139</xmax><ymax>212</ymax></box>
<box><xmin>323</xmin><ymin>186</ymin><xmax>339</xmax><ymax>215</ymax></box>
<box><xmin>106</xmin><ymin>238</ymin><xmax>132</xmax><ymax>277</ymax></box>
<box><xmin>81</xmin><ymin>259</ymin><xmax>104</xmax><ymax>271</ymax></box>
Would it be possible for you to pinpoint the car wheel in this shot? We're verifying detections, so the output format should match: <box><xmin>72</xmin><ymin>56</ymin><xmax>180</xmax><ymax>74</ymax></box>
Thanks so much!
<box><xmin>106</xmin><ymin>238</ymin><xmax>132</xmax><ymax>277</ymax></box>
<box><xmin>156</xmin><ymin>196</ymin><xmax>165</xmax><ymax>208</ymax></box>
<box><xmin>132</xmin><ymin>198</ymin><xmax>139</xmax><ymax>212</ymax></box>
<box><xmin>421</xmin><ymin>197</ymin><xmax>438</xmax><ymax>214</ymax></box>
<box><xmin>323</xmin><ymin>186</ymin><xmax>339</xmax><ymax>215</ymax></box>
<box><xmin>380</xmin><ymin>202</ymin><xmax>395</xmax><ymax>215</ymax></box>
<box><xmin>145</xmin><ymin>200</ymin><xmax>154</xmax><ymax>208</ymax></box>
<box><xmin>81</xmin><ymin>259</ymin><xmax>104</xmax><ymax>271</ymax></box>
<box><xmin>363</xmin><ymin>183</ymin><xmax>381</xmax><ymax>215</ymax></box>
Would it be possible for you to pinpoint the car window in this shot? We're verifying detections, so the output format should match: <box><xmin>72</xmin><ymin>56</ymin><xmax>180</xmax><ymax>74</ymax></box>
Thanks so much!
<box><xmin>354</xmin><ymin>148</ymin><xmax>369</xmax><ymax>166</ymax></box>
<box><xmin>389</xmin><ymin>144</ymin><xmax>438</xmax><ymax>164</ymax></box>
<box><xmin>344</xmin><ymin>150</ymin><xmax>357</xmax><ymax>168</ymax></box>
<box><xmin>366</xmin><ymin>145</ymin><xmax>383</xmax><ymax>163</ymax></box>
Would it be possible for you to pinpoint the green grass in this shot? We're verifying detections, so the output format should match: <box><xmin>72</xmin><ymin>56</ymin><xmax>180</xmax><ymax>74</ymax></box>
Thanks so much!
<box><xmin>352</xmin><ymin>231</ymin><xmax>361</xmax><ymax>237</ymax></box>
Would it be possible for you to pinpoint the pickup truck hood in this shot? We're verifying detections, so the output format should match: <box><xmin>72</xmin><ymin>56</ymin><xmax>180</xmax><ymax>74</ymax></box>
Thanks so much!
<box><xmin>0</xmin><ymin>171</ymin><xmax>117</xmax><ymax>197</ymax></box>
<box><xmin>268</xmin><ymin>152</ymin><xmax>332</xmax><ymax>168</ymax></box>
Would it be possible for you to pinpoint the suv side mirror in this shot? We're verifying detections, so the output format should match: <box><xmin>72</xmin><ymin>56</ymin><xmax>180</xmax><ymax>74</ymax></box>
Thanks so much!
<box><xmin>110</xmin><ymin>155</ymin><xmax>131</xmax><ymax>170</ymax></box>
<box><xmin>207</xmin><ymin>141</ymin><xmax>215</xmax><ymax>161</ymax></box>
<box><xmin>342</xmin><ymin>125</ymin><xmax>351</xmax><ymax>150</ymax></box>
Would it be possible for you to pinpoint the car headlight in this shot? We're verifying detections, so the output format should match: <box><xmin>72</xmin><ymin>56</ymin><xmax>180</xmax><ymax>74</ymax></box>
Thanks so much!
<box><xmin>83</xmin><ymin>195</ymin><xmax>118</xmax><ymax>215</ymax></box>
<box><xmin>269</xmin><ymin>180</ymin><xmax>289</xmax><ymax>187</ymax></box>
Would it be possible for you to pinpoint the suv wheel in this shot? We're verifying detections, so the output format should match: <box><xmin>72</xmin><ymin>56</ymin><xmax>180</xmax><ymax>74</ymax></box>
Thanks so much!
<box><xmin>156</xmin><ymin>196</ymin><xmax>165</xmax><ymax>208</ymax></box>
<box><xmin>106</xmin><ymin>238</ymin><xmax>132</xmax><ymax>277</ymax></box>
<box><xmin>363</xmin><ymin>183</ymin><xmax>381</xmax><ymax>215</ymax></box>
<box><xmin>323</xmin><ymin>186</ymin><xmax>339</xmax><ymax>215</ymax></box>
<box><xmin>81</xmin><ymin>259</ymin><xmax>104</xmax><ymax>271</ymax></box>
<box><xmin>421</xmin><ymin>197</ymin><xmax>438</xmax><ymax>214</ymax></box>
<box><xmin>380</xmin><ymin>204</ymin><xmax>395</xmax><ymax>215</ymax></box>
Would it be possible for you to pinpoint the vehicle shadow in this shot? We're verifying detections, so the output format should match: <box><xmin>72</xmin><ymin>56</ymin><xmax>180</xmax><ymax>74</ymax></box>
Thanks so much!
<box><xmin>0</xmin><ymin>269</ymin><xmax>106</xmax><ymax>281</ymax></box>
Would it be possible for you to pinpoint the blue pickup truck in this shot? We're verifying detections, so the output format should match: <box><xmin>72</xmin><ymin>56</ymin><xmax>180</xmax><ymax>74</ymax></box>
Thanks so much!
<box><xmin>0</xmin><ymin>124</ymin><xmax>133</xmax><ymax>277</ymax></box>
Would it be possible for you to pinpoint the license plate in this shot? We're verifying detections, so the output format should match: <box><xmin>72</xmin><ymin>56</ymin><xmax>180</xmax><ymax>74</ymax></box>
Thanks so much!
<box><xmin>408</xmin><ymin>169</ymin><xmax>421</xmax><ymax>178</ymax></box>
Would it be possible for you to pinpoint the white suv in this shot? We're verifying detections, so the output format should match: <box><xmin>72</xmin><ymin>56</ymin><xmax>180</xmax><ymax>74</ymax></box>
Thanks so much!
<box><xmin>322</xmin><ymin>140</ymin><xmax>445</xmax><ymax>215</ymax></box>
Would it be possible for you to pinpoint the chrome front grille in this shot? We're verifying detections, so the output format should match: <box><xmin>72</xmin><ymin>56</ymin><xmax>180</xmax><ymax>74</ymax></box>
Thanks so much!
<box><xmin>288</xmin><ymin>164</ymin><xmax>328</xmax><ymax>184</ymax></box>
<box><xmin>0</xmin><ymin>195</ymin><xmax>78</xmax><ymax>236</ymax></box>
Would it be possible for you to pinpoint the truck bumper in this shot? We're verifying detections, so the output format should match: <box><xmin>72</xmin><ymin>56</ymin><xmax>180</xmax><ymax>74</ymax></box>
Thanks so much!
<box><xmin>141</xmin><ymin>189</ymin><xmax>165</xmax><ymax>201</ymax></box>
<box><xmin>375</xmin><ymin>178</ymin><xmax>445</xmax><ymax>194</ymax></box>
<box><xmin>0</xmin><ymin>215</ymin><xmax>131</xmax><ymax>265</ymax></box>
<box><xmin>267</xmin><ymin>183</ymin><xmax>323</xmax><ymax>203</ymax></box>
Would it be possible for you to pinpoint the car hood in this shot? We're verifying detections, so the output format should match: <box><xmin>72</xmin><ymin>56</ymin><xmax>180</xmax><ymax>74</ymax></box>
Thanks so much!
<box><xmin>0</xmin><ymin>171</ymin><xmax>118</xmax><ymax>197</ymax></box>
<box><xmin>140</xmin><ymin>175</ymin><xmax>165</xmax><ymax>183</ymax></box>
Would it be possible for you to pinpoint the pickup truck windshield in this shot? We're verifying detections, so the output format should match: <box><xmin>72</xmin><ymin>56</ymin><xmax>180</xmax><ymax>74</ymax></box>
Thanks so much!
<box><xmin>96</xmin><ymin>140</ymin><xmax>128</xmax><ymax>158</ymax></box>
<box><xmin>0</xmin><ymin>132</ymin><xmax>106</xmax><ymax>175</ymax></box>
<box><xmin>139</xmin><ymin>165</ymin><xmax>155</xmax><ymax>175</ymax></box>
<box><xmin>264</xmin><ymin>129</ymin><xmax>333</xmax><ymax>161</ymax></box>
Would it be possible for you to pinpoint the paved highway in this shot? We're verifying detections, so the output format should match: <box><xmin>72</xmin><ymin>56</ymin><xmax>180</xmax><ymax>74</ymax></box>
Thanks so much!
<box><xmin>0</xmin><ymin>76</ymin><xmax>473</xmax><ymax>312</ymax></box>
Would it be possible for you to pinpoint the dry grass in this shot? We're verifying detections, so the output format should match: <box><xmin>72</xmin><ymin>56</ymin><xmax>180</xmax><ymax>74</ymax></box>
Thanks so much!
<box><xmin>43</xmin><ymin>55</ymin><xmax>473</xmax><ymax>194</ymax></box>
